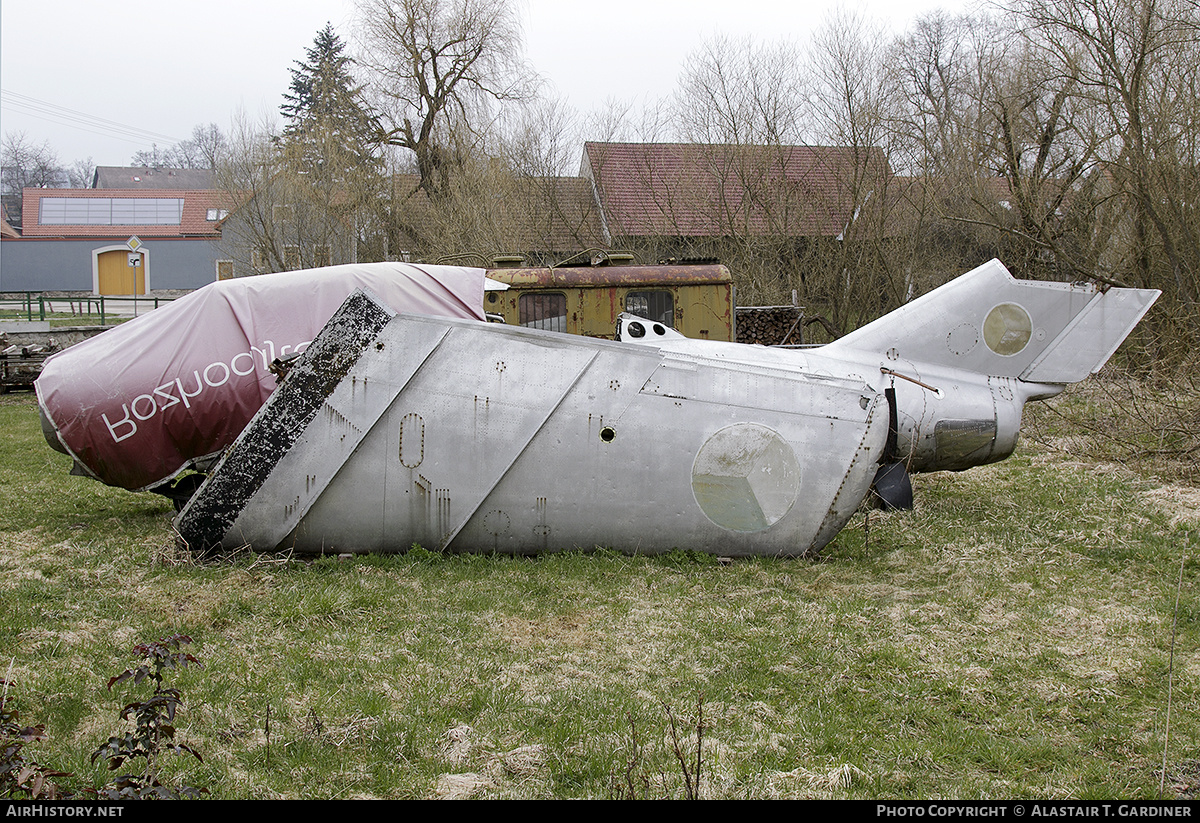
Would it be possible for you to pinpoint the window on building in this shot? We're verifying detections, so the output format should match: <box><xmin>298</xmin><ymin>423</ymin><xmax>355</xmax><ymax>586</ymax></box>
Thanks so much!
<box><xmin>217</xmin><ymin>261</ymin><xmax>235</xmax><ymax>280</ymax></box>
<box><xmin>206</xmin><ymin>208</ymin><xmax>229</xmax><ymax>221</ymax></box>
<box><xmin>625</xmin><ymin>291</ymin><xmax>674</xmax><ymax>327</ymax></box>
<box><xmin>39</xmin><ymin>197</ymin><xmax>184</xmax><ymax>226</ymax></box>
<box><xmin>519</xmin><ymin>292</ymin><xmax>567</xmax><ymax>332</ymax></box>
<box><xmin>283</xmin><ymin>246</ymin><xmax>300</xmax><ymax>270</ymax></box>
<box><xmin>313</xmin><ymin>245</ymin><xmax>331</xmax><ymax>268</ymax></box>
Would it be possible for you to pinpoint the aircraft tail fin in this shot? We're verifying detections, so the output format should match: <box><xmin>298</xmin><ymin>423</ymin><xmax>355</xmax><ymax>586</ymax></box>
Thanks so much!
<box><xmin>824</xmin><ymin>259</ymin><xmax>1160</xmax><ymax>384</ymax></box>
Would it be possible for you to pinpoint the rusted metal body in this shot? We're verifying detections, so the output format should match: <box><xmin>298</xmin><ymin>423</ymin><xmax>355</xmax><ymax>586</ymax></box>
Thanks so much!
<box><xmin>483</xmin><ymin>263</ymin><xmax>735</xmax><ymax>341</ymax></box>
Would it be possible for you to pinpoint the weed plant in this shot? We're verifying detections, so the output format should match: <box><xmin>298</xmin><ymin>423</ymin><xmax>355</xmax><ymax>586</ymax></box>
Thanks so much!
<box><xmin>0</xmin><ymin>390</ymin><xmax>1197</xmax><ymax>798</ymax></box>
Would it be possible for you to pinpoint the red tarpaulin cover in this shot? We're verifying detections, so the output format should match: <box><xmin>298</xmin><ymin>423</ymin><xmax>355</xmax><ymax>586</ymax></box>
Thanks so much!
<box><xmin>36</xmin><ymin>263</ymin><xmax>486</xmax><ymax>491</ymax></box>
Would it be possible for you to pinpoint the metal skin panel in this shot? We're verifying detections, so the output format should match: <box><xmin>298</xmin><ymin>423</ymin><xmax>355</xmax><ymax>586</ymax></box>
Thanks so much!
<box><xmin>617</xmin><ymin>260</ymin><xmax>1160</xmax><ymax>474</ymax></box>
<box><xmin>218</xmin><ymin>321</ymin><xmax>452</xmax><ymax>551</ymax></box>
<box><xmin>172</xmin><ymin>258</ymin><xmax>1161</xmax><ymax>558</ymax></box>
<box><xmin>202</xmin><ymin>310</ymin><xmax>886</xmax><ymax>557</ymax></box>
<box><xmin>282</xmin><ymin>321</ymin><xmax>607</xmax><ymax>553</ymax></box>
<box><xmin>175</xmin><ymin>289</ymin><xmax>397</xmax><ymax>553</ymax></box>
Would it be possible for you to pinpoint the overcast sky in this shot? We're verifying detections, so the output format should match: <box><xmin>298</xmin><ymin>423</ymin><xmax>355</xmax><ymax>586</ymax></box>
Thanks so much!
<box><xmin>1</xmin><ymin>0</ymin><xmax>956</xmax><ymax>171</ymax></box>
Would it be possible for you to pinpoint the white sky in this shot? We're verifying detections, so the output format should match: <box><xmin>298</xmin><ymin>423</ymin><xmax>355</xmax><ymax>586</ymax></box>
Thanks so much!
<box><xmin>1</xmin><ymin>0</ymin><xmax>955</xmax><ymax>170</ymax></box>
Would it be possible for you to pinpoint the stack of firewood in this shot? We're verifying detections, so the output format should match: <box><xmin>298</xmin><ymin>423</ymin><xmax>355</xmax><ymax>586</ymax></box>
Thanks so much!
<box><xmin>735</xmin><ymin>306</ymin><xmax>804</xmax><ymax>346</ymax></box>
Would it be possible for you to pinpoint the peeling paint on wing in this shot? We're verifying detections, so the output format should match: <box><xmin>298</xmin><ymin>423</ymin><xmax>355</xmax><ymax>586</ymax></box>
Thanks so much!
<box><xmin>174</xmin><ymin>289</ymin><xmax>395</xmax><ymax>554</ymax></box>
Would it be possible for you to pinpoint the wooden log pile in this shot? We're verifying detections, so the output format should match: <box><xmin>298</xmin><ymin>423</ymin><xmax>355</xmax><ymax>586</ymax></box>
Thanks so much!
<box><xmin>0</xmin><ymin>327</ymin><xmax>108</xmax><ymax>392</ymax></box>
<box><xmin>735</xmin><ymin>306</ymin><xmax>804</xmax><ymax>346</ymax></box>
<box><xmin>1</xmin><ymin>344</ymin><xmax>51</xmax><ymax>392</ymax></box>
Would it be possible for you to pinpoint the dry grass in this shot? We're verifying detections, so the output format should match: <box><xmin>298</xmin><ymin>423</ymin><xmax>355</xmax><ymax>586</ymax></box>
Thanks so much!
<box><xmin>2</xmin><ymin>383</ymin><xmax>1198</xmax><ymax>799</ymax></box>
<box><xmin>1023</xmin><ymin>363</ymin><xmax>1200</xmax><ymax>485</ymax></box>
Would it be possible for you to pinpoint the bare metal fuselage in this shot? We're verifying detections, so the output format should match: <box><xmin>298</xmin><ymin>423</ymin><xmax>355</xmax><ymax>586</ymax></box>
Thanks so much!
<box><xmin>171</xmin><ymin>259</ymin><xmax>1158</xmax><ymax>557</ymax></box>
<box><xmin>179</xmin><ymin>300</ymin><xmax>887</xmax><ymax>557</ymax></box>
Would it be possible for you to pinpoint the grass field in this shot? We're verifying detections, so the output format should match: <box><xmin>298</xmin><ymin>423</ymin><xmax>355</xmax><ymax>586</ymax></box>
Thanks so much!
<box><xmin>1</xmin><ymin>387</ymin><xmax>1197</xmax><ymax>799</ymax></box>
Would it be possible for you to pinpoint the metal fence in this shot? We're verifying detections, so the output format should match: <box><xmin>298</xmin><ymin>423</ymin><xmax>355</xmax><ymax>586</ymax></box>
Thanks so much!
<box><xmin>0</xmin><ymin>292</ymin><xmax>175</xmax><ymax>325</ymax></box>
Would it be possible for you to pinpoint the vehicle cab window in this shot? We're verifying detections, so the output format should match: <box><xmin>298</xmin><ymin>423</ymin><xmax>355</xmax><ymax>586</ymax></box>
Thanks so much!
<box><xmin>625</xmin><ymin>291</ymin><xmax>674</xmax><ymax>327</ymax></box>
<box><xmin>519</xmin><ymin>292</ymin><xmax>567</xmax><ymax>332</ymax></box>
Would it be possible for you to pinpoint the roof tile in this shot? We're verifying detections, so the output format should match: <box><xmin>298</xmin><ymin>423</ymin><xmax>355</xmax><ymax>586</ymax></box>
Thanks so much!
<box><xmin>20</xmin><ymin>189</ymin><xmax>228</xmax><ymax>238</ymax></box>
<box><xmin>583</xmin><ymin>142</ymin><xmax>891</xmax><ymax>238</ymax></box>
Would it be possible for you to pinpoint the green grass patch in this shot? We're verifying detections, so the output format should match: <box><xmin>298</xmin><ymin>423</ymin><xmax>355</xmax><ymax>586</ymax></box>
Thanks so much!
<box><xmin>1</xmin><ymin>390</ymin><xmax>1197</xmax><ymax>798</ymax></box>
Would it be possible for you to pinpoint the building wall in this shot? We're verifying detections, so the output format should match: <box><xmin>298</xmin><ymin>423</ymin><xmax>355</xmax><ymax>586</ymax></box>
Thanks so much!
<box><xmin>0</xmin><ymin>237</ymin><xmax>224</xmax><ymax>292</ymax></box>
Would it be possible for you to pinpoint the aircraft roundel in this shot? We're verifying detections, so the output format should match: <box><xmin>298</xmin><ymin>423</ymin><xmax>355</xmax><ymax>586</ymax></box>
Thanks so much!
<box><xmin>983</xmin><ymin>303</ymin><xmax>1033</xmax><ymax>356</ymax></box>
<box><xmin>691</xmin><ymin>423</ymin><xmax>801</xmax><ymax>532</ymax></box>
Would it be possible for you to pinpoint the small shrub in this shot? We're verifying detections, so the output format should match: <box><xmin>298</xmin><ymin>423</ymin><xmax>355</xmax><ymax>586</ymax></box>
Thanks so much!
<box><xmin>610</xmin><ymin>695</ymin><xmax>706</xmax><ymax>800</ymax></box>
<box><xmin>405</xmin><ymin>543</ymin><xmax>443</xmax><ymax>563</ymax></box>
<box><xmin>1</xmin><ymin>679</ymin><xmax>73</xmax><ymax>800</ymax></box>
<box><xmin>88</xmin><ymin>635</ymin><xmax>208</xmax><ymax>800</ymax></box>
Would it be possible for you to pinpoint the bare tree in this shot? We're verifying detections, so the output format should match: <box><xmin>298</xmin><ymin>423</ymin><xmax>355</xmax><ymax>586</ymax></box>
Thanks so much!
<box><xmin>887</xmin><ymin>12</ymin><xmax>1109</xmax><ymax>286</ymax></box>
<box><xmin>215</xmin><ymin>114</ymin><xmax>366</xmax><ymax>275</ymax></box>
<box><xmin>808</xmin><ymin>11</ymin><xmax>895</xmax><ymax>153</ymax></box>
<box><xmin>1002</xmin><ymin>0</ymin><xmax>1200</xmax><ymax>353</ymax></box>
<box><xmin>891</xmin><ymin>12</ymin><xmax>997</xmax><ymax>178</ymax></box>
<box><xmin>354</xmin><ymin>0</ymin><xmax>539</xmax><ymax>199</ymax></box>
<box><xmin>369</xmin><ymin>96</ymin><xmax>607</xmax><ymax>265</ymax></box>
<box><xmin>1</xmin><ymin>132</ymin><xmax>67</xmax><ymax>194</ymax></box>
<box><xmin>496</xmin><ymin>96</ymin><xmax>580</xmax><ymax>178</ymax></box>
<box><xmin>800</xmin><ymin>11</ymin><xmax>908</xmax><ymax>332</ymax></box>
<box><xmin>673</xmin><ymin>34</ymin><xmax>808</xmax><ymax>145</ymax></box>
<box><xmin>183</xmin><ymin>123</ymin><xmax>229</xmax><ymax>169</ymax></box>
<box><xmin>131</xmin><ymin>123</ymin><xmax>229</xmax><ymax>169</ymax></box>
<box><xmin>213</xmin><ymin>116</ymin><xmax>288</xmax><ymax>274</ymax></box>
<box><xmin>66</xmin><ymin>157</ymin><xmax>96</xmax><ymax>188</ymax></box>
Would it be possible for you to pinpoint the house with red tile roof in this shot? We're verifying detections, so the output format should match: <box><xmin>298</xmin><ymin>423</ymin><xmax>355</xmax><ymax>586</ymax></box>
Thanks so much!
<box><xmin>2</xmin><ymin>186</ymin><xmax>232</xmax><ymax>293</ymax></box>
<box><xmin>581</xmin><ymin>141</ymin><xmax>893</xmax><ymax>250</ymax></box>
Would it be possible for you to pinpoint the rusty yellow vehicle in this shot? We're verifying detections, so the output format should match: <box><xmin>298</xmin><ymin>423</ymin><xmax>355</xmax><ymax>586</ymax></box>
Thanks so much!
<box><xmin>483</xmin><ymin>261</ymin><xmax>735</xmax><ymax>341</ymax></box>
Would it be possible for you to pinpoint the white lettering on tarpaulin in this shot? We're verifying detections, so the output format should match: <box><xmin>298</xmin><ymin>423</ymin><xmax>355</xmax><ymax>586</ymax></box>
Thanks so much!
<box><xmin>230</xmin><ymin>351</ymin><xmax>256</xmax><ymax>376</ymax></box>
<box><xmin>153</xmin><ymin>380</ymin><xmax>183</xmax><ymax>411</ymax></box>
<box><xmin>98</xmin><ymin>339</ymin><xmax>311</xmax><ymax>444</ymax></box>
<box><xmin>178</xmin><ymin>371</ymin><xmax>203</xmax><ymax>408</ymax></box>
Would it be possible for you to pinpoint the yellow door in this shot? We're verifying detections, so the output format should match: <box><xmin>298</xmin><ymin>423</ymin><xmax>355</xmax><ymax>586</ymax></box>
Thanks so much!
<box><xmin>97</xmin><ymin>250</ymin><xmax>145</xmax><ymax>295</ymax></box>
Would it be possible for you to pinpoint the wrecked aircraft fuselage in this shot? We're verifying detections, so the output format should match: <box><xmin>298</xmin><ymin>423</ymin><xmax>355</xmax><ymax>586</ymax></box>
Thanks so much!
<box><xmin>171</xmin><ymin>259</ymin><xmax>1160</xmax><ymax>557</ymax></box>
<box><xmin>175</xmin><ymin>290</ymin><xmax>887</xmax><ymax>556</ymax></box>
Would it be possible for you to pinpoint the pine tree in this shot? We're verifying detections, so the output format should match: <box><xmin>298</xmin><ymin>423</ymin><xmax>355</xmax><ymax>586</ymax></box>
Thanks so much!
<box><xmin>279</xmin><ymin>23</ymin><xmax>380</xmax><ymax>175</ymax></box>
<box><xmin>234</xmin><ymin>24</ymin><xmax>389</xmax><ymax>272</ymax></box>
